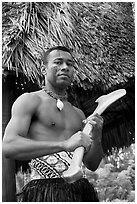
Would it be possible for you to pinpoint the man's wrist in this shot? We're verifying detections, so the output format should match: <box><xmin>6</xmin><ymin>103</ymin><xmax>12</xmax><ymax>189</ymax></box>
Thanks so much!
<box><xmin>60</xmin><ymin>140</ymin><xmax>68</xmax><ymax>152</ymax></box>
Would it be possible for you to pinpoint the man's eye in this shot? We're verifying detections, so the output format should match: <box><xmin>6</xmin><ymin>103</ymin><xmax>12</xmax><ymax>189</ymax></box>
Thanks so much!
<box><xmin>55</xmin><ymin>61</ymin><xmax>62</xmax><ymax>65</ymax></box>
<box><xmin>67</xmin><ymin>62</ymin><xmax>73</xmax><ymax>66</ymax></box>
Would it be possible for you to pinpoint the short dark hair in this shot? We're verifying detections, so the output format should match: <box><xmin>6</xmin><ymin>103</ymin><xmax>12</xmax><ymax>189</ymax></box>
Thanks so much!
<box><xmin>42</xmin><ymin>46</ymin><xmax>72</xmax><ymax>64</ymax></box>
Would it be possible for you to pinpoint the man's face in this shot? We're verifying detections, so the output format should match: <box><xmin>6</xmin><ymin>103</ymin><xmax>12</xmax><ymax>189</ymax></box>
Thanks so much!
<box><xmin>45</xmin><ymin>49</ymin><xmax>74</xmax><ymax>87</ymax></box>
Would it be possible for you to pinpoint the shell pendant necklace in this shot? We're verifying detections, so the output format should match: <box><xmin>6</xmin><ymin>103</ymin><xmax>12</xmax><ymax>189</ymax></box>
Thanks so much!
<box><xmin>42</xmin><ymin>86</ymin><xmax>67</xmax><ymax>111</ymax></box>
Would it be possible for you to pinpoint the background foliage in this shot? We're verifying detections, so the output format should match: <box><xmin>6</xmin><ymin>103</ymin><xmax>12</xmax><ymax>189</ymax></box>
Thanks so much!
<box><xmin>85</xmin><ymin>144</ymin><xmax>135</xmax><ymax>202</ymax></box>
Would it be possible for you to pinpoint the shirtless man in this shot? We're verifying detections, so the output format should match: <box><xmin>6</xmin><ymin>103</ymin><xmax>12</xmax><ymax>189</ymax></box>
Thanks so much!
<box><xmin>2</xmin><ymin>46</ymin><xmax>104</xmax><ymax>202</ymax></box>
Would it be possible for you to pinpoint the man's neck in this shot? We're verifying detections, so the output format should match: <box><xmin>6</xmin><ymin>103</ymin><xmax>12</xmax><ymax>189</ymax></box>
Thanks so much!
<box><xmin>45</xmin><ymin>82</ymin><xmax>67</xmax><ymax>96</ymax></box>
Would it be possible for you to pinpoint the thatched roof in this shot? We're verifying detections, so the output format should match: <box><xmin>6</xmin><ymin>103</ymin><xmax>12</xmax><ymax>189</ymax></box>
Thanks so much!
<box><xmin>2</xmin><ymin>2</ymin><xmax>135</xmax><ymax>91</ymax></box>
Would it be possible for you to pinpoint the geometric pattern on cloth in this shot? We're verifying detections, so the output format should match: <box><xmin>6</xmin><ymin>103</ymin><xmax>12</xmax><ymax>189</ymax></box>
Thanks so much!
<box><xmin>29</xmin><ymin>151</ymin><xmax>74</xmax><ymax>179</ymax></box>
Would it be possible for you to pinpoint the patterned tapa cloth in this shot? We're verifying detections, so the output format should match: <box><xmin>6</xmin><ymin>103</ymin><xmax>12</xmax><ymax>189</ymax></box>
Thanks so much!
<box><xmin>29</xmin><ymin>151</ymin><xmax>73</xmax><ymax>179</ymax></box>
<box><xmin>17</xmin><ymin>151</ymin><xmax>99</xmax><ymax>202</ymax></box>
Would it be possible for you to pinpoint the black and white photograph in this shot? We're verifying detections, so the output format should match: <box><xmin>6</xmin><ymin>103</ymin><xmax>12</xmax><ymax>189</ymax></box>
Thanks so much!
<box><xmin>2</xmin><ymin>1</ymin><xmax>135</xmax><ymax>202</ymax></box>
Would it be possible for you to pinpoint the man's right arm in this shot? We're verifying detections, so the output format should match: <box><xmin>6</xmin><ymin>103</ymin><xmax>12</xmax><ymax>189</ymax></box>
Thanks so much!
<box><xmin>2</xmin><ymin>93</ymin><xmax>67</xmax><ymax>160</ymax></box>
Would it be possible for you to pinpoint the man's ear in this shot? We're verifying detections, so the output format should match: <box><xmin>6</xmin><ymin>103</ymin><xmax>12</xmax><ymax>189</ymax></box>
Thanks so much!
<box><xmin>71</xmin><ymin>69</ymin><xmax>76</xmax><ymax>82</ymax></box>
<box><xmin>41</xmin><ymin>64</ymin><xmax>47</xmax><ymax>75</ymax></box>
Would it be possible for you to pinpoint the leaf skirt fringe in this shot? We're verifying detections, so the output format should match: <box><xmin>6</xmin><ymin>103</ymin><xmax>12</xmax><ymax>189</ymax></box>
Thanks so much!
<box><xmin>17</xmin><ymin>178</ymin><xmax>99</xmax><ymax>202</ymax></box>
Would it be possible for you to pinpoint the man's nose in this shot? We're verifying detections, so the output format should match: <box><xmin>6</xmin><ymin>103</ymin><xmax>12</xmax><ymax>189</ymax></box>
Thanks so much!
<box><xmin>61</xmin><ymin>62</ymin><xmax>69</xmax><ymax>71</ymax></box>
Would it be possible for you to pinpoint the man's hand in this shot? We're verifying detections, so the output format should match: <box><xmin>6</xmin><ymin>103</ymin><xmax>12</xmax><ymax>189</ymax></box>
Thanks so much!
<box><xmin>64</xmin><ymin>114</ymin><xmax>103</xmax><ymax>153</ymax></box>
<box><xmin>83</xmin><ymin>113</ymin><xmax>104</xmax><ymax>143</ymax></box>
<box><xmin>65</xmin><ymin>131</ymin><xmax>92</xmax><ymax>152</ymax></box>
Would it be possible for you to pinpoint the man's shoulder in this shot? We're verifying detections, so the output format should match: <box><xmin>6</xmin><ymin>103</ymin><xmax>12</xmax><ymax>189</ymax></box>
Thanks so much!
<box><xmin>12</xmin><ymin>91</ymin><xmax>41</xmax><ymax>112</ymax></box>
<box><xmin>16</xmin><ymin>91</ymin><xmax>41</xmax><ymax>103</ymax></box>
<box><xmin>73</xmin><ymin>106</ymin><xmax>86</xmax><ymax>120</ymax></box>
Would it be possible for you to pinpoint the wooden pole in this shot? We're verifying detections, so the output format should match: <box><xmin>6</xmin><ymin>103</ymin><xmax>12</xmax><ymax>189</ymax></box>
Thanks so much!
<box><xmin>2</xmin><ymin>73</ymin><xmax>17</xmax><ymax>201</ymax></box>
<box><xmin>2</xmin><ymin>157</ymin><xmax>16</xmax><ymax>201</ymax></box>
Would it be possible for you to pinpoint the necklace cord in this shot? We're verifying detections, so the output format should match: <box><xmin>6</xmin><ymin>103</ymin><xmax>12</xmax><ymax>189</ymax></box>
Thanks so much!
<box><xmin>42</xmin><ymin>86</ymin><xmax>67</xmax><ymax>101</ymax></box>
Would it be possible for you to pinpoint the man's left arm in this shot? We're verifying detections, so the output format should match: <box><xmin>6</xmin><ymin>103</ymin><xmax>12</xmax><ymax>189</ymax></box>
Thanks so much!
<box><xmin>83</xmin><ymin>114</ymin><xmax>104</xmax><ymax>171</ymax></box>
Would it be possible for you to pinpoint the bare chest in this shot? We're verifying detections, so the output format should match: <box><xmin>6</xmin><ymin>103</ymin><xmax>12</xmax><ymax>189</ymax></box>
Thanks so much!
<box><xmin>35</xmin><ymin>98</ymin><xmax>83</xmax><ymax>131</ymax></box>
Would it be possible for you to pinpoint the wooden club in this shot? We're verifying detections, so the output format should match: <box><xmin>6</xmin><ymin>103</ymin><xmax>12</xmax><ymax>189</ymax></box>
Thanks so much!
<box><xmin>63</xmin><ymin>89</ymin><xmax>126</xmax><ymax>183</ymax></box>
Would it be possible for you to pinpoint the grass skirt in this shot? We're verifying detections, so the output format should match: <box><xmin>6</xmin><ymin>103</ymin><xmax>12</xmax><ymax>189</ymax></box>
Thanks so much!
<box><xmin>17</xmin><ymin>178</ymin><xmax>99</xmax><ymax>202</ymax></box>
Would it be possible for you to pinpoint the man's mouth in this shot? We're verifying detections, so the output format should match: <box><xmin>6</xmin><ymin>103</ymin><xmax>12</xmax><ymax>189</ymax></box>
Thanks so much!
<box><xmin>59</xmin><ymin>74</ymin><xmax>69</xmax><ymax>78</ymax></box>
